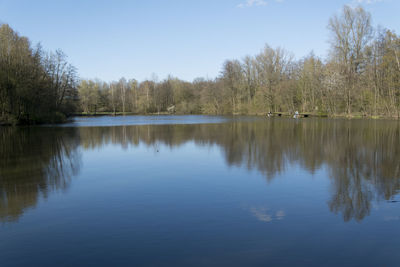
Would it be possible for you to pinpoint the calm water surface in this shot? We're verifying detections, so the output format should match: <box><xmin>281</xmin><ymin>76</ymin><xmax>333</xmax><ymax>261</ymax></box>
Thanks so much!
<box><xmin>1</xmin><ymin>116</ymin><xmax>400</xmax><ymax>266</ymax></box>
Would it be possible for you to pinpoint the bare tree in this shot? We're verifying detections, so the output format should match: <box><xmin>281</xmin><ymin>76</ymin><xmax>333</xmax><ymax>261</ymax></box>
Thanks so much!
<box><xmin>328</xmin><ymin>5</ymin><xmax>373</xmax><ymax>115</ymax></box>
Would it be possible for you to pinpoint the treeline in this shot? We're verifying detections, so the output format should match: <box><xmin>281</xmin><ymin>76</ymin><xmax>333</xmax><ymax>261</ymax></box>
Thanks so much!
<box><xmin>0</xmin><ymin>24</ymin><xmax>78</xmax><ymax>124</ymax></box>
<box><xmin>78</xmin><ymin>5</ymin><xmax>400</xmax><ymax>117</ymax></box>
<box><xmin>1</xmin><ymin>5</ymin><xmax>399</xmax><ymax>124</ymax></box>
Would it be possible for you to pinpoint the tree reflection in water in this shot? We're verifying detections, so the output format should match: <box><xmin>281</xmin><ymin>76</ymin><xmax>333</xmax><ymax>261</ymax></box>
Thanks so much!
<box><xmin>0</xmin><ymin>127</ymin><xmax>81</xmax><ymax>222</ymax></box>
<box><xmin>1</xmin><ymin>119</ymin><xmax>399</xmax><ymax>222</ymax></box>
<box><xmin>79</xmin><ymin>119</ymin><xmax>399</xmax><ymax>222</ymax></box>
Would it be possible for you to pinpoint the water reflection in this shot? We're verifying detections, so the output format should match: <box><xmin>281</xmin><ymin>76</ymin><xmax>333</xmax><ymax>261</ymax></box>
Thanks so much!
<box><xmin>77</xmin><ymin>120</ymin><xmax>400</xmax><ymax>222</ymax></box>
<box><xmin>1</xmin><ymin>119</ymin><xmax>399</xmax><ymax>222</ymax></box>
<box><xmin>249</xmin><ymin>207</ymin><xmax>286</xmax><ymax>223</ymax></box>
<box><xmin>0</xmin><ymin>127</ymin><xmax>81</xmax><ymax>222</ymax></box>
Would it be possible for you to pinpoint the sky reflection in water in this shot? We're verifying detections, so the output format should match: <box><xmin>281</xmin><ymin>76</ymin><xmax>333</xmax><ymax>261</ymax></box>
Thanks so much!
<box><xmin>1</xmin><ymin>117</ymin><xmax>400</xmax><ymax>266</ymax></box>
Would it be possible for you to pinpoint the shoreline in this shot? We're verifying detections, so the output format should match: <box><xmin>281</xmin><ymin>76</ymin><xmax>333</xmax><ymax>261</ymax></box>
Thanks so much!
<box><xmin>2</xmin><ymin>113</ymin><xmax>399</xmax><ymax>126</ymax></box>
<box><xmin>71</xmin><ymin>112</ymin><xmax>400</xmax><ymax>120</ymax></box>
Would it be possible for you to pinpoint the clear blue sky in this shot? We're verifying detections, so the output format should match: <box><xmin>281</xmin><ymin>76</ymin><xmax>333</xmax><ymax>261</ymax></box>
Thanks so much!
<box><xmin>0</xmin><ymin>0</ymin><xmax>399</xmax><ymax>82</ymax></box>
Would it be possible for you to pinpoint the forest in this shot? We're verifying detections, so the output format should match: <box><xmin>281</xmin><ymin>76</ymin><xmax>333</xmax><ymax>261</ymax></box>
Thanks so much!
<box><xmin>0</xmin><ymin>24</ymin><xmax>77</xmax><ymax>124</ymax></box>
<box><xmin>1</xmin><ymin>5</ymin><xmax>399</xmax><ymax>124</ymax></box>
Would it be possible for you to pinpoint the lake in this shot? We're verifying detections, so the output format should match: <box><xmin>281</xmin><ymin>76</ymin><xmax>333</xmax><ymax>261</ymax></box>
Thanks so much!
<box><xmin>1</xmin><ymin>116</ymin><xmax>400</xmax><ymax>266</ymax></box>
